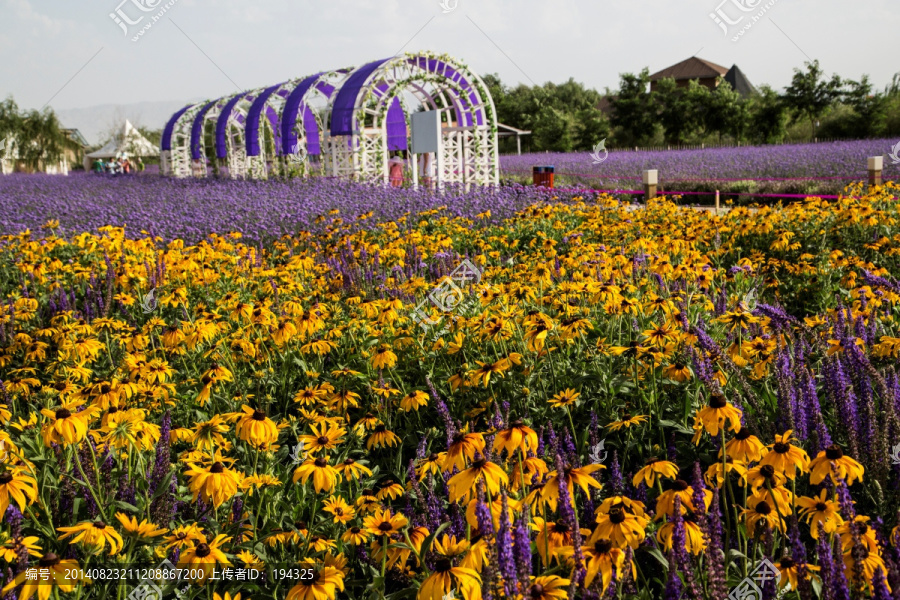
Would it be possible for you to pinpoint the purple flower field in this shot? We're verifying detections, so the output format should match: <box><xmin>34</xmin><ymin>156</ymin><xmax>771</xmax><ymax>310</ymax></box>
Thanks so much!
<box><xmin>0</xmin><ymin>174</ymin><xmax>558</xmax><ymax>244</ymax></box>
<box><xmin>501</xmin><ymin>138</ymin><xmax>900</xmax><ymax>194</ymax></box>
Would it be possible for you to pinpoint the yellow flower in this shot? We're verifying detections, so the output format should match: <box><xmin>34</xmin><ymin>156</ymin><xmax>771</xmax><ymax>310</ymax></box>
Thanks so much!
<box><xmin>0</xmin><ymin>467</ymin><xmax>38</xmax><ymax>516</ymax></box>
<box><xmin>292</xmin><ymin>456</ymin><xmax>341</xmax><ymax>493</ymax></box>
<box><xmin>693</xmin><ymin>393</ymin><xmax>742</xmax><ymax>438</ymax></box>
<box><xmin>447</xmin><ymin>457</ymin><xmax>509</xmax><ymax>503</ymax></box>
<box><xmin>184</xmin><ymin>460</ymin><xmax>243</xmax><ymax>507</ymax></box>
<box><xmin>548</xmin><ymin>388</ymin><xmax>580</xmax><ymax>409</ymax></box>
<box><xmin>231</xmin><ymin>405</ymin><xmax>279</xmax><ymax>447</ymax></box>
<box><xmin>40</xmin><ymin>404</ymin><xmax>97</xmax><ymax>446</ymax></box>
<box><xmin>363</xmin><ymin>508</ymin><xmax>408</xmax><ymax>537</ymax></box>
<box><xmin>759</xmin><ymin>430</ymin><xmax>810</xmax><ymax>479</ymax></box>
<box><xmin>632</xmin><ymin>457</ymin><xmax>678</xmax><ymax>488</ymax></box>
<box><xmin>177</xmin><ymin>534</ymin><xmax>231</xmax><ymax>582</ymax></box>
<box><xmin>115</xmin><ymin>513</ymin><xmax>167</xmax><ymax>538</ymax></box>
<box><xmin>57</xmin><ymin>520</ymin><xmax>124</xmax><ymax>556</ymax></box>
<box><xmin>808</xmin><ymin>444</ymin><xmax>864</xmax><ymax>486</ymax></box>
<box><xmin>0</xmin><ymin>553</ymin><xmax>86</xmax><ymax>600</ymax></box>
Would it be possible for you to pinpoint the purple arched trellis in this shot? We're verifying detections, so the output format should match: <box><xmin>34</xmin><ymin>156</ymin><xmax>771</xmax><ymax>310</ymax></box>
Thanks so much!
<box><xmin>190</xmin><ymin>100</ymin><xmax>219</xmax><ymax>160</ymax></box>
<box><xmin>215</xmin><ymin>93</ymin><xmax>251</xmax><ymax>159</ymax></box>
<box><xmin>162</xmin><ymin>105</ymin><xmax>193</xmax><ymax>151</ymax></box>
<box><xmin>245</xmin><ymin>84</ymin><xmax>286</xmax><ymax>157</ymax></box>
<box><xmin>280</xmin><ymin>73</ymin><xmax>327</xmax><ymax>156</ymax></box>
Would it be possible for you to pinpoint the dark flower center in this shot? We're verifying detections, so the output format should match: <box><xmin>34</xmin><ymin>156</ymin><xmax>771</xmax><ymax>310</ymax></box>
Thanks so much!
<box><xmin>314</xmin><ymin>458</ymin><xmax>327</xmax><ymax>468</ymax></box>
<box><xmin>93</xmin><ymin>521</ymin><xmax>106</xmax><ymax>529</ymax></box>
<box><xmin>759</xmin><ymin>465</ymin><xmax>775</xmax><ymax>478</ymax></box>
<box><xmin>378</xmin><ymin>522</ymin><xmax>394</xmax><ymax>532</ymax></box>
<box><xmin>252</xmin><ymin>410</ymin><xmax>266</xmax><ymax>421</ymax></box>
<box><xmin>317</xmin><ymin>436</ymin><xmax>329</xmax><ymax>445</ymax></box>
<box><xmin>471</xmin><ymin>459</ymin><xmax>487</xmax><ymax>470</ymax></box>
<box><xmin>780</xmin><ymin>557</ymin><xmax>795</xmax><ymax>569</ymax></box>
<box><xmin>815</xmin><ymin>502</ymin><xmax>827</xmax><ymax>512</ymax></box>
<box><xmin>39</xmin><ymin>553</ymin><xmax>60</xmax><ymax>567</ymax></box>
<box><xmin>551</xmin><ymin>522</ymin><xmax>570</xmax><ymax>534</ymax></box>
<box><xmin>0</xmin><ymin>473</ymin><xmax>12</xmax><ymax>484</ymax></box>
<box><xmin>350</xmin><ymin>527</ymin><xmax>361</xmax><ymax>534</ymax></box>
<box><xmin>511</xmin><ymin>420</ymin><xmax>524</xmax><ymax>428</ymax></box>
<box><xmin>210</xmin><ymin>462</ymin><xmax>225</xmax><ymax>473</ymax></box>
<box><xmin>434</xmin><ymin>558</ymin><xmax>452</xmax><ymax>573</ymax></box>
<box><xmin>195</xmin><ymin>543</ymin><xmax>211</xmax><ymax>557</ymax></box>
<box><xmin>673</xmin><ymin>479</ymin><xmax>689</xmax><ymax>491</ymax></box>
<box><xmin>374</xmin><ymin>424</ymin><xmax>387</xmax><ymax>433</ymax></box>
<box><xmin>452</xmin><ymin>432</ymin><xmax>466</xmax><ymax>444</ymax></box>
<box><xmin>344</xmin><ymin>459</ymin><xmax>356</xmax><ymax>465</ymax></box>
<box><xmin>825</xmin><ymin>445</ymin><xmax>843</xmax><ymax>460</ymax></box>
<box><xmin>55</xmin><ymin>408</ymin><xmax>72</xmax><ymax>419</ymax></box>
<box><xmin>100</xmin><ymin>384</ymin><xmax>111</xmax><ymax>394</ymax></box>
<box><xmin>594</xmin><ymin>538</ymin><xmax>613</xmax><ymax>554</ymax></box>
<box><xmin>709</xmin><ymin>394</ymin><xmax>727</xmax><ymax>409</ymax></box>
<box><xmin>773</xmin><ymin>442</ymin><xmax>790</xmax><ymax>454</ymax></box>
<box><xmin>609</xmin><ymin>507</ymin><xmax>626</xmax><ymax>524</ymax></box>
<box><xmin>530</xmin><ymin>584</ymin><xmax>545</xmax><ymax>597</ymax></box>
<box><xmin>108</xmin><ymin>406</ymin><xmax>119</xmax><ymax>414</ymax></box>
<box><xmin>645</xmin><ymin>457</ymin><xmax>659</xmax><ymax>465</ymax></box>
<box><xmin>734</xmin><ymin>429</ymin><xmax>752</xmax><ymax>441</ymax></box>
<box><xmin>755</xmin><ymin>502</ymin><xmax>772</xmax><ymax>515</ymax></box>
<box><xmin>54</xmin><ymin>382</ymin><xmax>66</xmax><ymax>391</ymax></box>
<box><xmin>362</xmin><ymin>489</ymin><xmax>374</xmax><ymax>496</ymax></box>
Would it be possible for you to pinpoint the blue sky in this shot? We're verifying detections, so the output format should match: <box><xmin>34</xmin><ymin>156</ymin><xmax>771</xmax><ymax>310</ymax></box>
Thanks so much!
<box><xmin>1</xmin><ymin>0</ymin><xmax>897</xmax><ymax>112</ymax></box>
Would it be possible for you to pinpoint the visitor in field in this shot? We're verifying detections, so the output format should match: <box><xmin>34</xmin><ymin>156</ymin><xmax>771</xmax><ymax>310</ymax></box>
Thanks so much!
<box><xmin>389</xmin><ymin>155</ymin><xmax>405</xmax><ymax>187</ymax></box>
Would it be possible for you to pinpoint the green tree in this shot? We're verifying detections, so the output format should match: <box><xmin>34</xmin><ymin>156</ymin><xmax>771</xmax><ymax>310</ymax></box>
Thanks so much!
<box><xmin>703</xmin><ymin>79</ymin><xmax>746</xmax><ymax>142</ymax></box>
<box><xmin>747</xmin><ymin>85</ymin><xmax>788</xmax><ymax>144</ymax></box>
<box><xmin>610</xmin><ymin>69</ymin><xmax>657</xmax><ymax>146</ymax></box>
<box><xmin>783</xmin><ymin>60</ymin><xmax>843</xmax><ymax>139</ymax></box>
<box><xmin>843</xmin><ymin>75</ymin><xmax>885</xmax><ymax>137</ymax></box>
<box><xmin>532</xmin><ymin>105</ymin><xmax>574</xmax><ymax>152</ymax></box>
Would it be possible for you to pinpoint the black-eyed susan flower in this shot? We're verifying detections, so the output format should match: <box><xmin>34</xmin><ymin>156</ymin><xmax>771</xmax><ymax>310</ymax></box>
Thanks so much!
<box><xmin>657</xmin><ymin>512</ymin><xmax>706</xmax><ymax>554</ymax></box>
<box><xmin>520</xmin><ymin>575</ymin><xmax>570</xmax><ymax>600</ymax></box>
<box><xmin>0</xmin><ymin>553</ymin><xmax>85</xmax><ymax>600</ymax></box>
<box><xmin>341</xmin><ymin>526</ymin><xmax>369</xmax><ymax>545</ymax></box>
<box><xmin>723</xmin><ymin>428</ymin><xmax>766</xmax><ymax>463</ymax></box>
<box><xmin>230</xmin><ymin>405</ymin><xmax>279</xmax><ymax>447</ymax></box>
<box><xmin>366</xmin><ymin>424</ymin><xmax>400</xmax><ymax>450</ymax></box>
<box><xmin>591</xmin><ymin>502</ymin><xmax>648</xmax><ymax>550</ymax></box>
<box><xmin>399</xmin><ymin>390</ymin><xmax>428</xmax><ymax>412</ymax></box>
<box><xmin>632</xmin><ymin>457</ymin><xmax>678</xmax><ymax>488</ymax></box>
<box><xmin>184</xmin><ymin>460</ymin><xmax>243</xmax><ymax>508</ymax></box>
<box><xmin>322</xmin><ymin>496</ymin><xmax>355</xmax><ymax>524</ymax></box>
<box><xmin>759</xmin><ymin>430</ymin><xmax>810</xmax><ymax>479</ymax></box>
<box><xmin>808</xmin><ymin>444</ymin><xmax>864</xmax><ymax>486</ymax></box>
<box><xmin>0</xmin><ymin>536</ymin><xmax>41</xmax><ymax>562</ymax></box>
<box><xmin>363</xmin><ymin>508</ymin><xmax>408</xmax><ymax>538</ymax></box>
<box><xmin>775</xmin><ymin>556</ymin><xmax>820</xmax><ymax>592</ymax></box>
<box><xmin>370</xmin><ymin>344</ymin><xmax>398</xmax><ymax>369</ymax></box>
<box><xmin>561</xmin><ymin>538</ymin><xmax>625</xmax><ymax>591</ymax></box>
<box><xmin>693</xmin><ymin>393</ymin><xmax>742</xmax><ymax>438</ymax></box>
<box><xmin>532</xmin><ymin>518</ymin><xmax>585</xmax><ymax>567</ymax></box>
<box><xmin>417</xmin><ymin>553</ymin><xmax>480</xmax><ymax>600</ymax></box>
<box><xmin>177</xmin><ymin>534</ymin><xmax>231</xmax><ymax>582</ymax></box>
<box><xmin>336</xmin><ymin>458</ymin><xmax>373</xmax><ymax>481</ymax></box>
<box><xmin>292</xmin><ymin>456</ymin><xmax>341</xmax><ymax>493</ymax></box>
<box><xmin>0</xmin><ymin>467</ymin><xmax>37</xmax><ymax>516</ymax></box>
<box><xmin>606</xmin><ymin>414</ymin><xmax>648</xmax><ymax>432</ymax></box>
<box><xmin>299</xmin><ymin>423</ymin><xmax>346</xmax><ymax>455</ymax></box>
<box><xmin>443</xmin><ymin>430</ymin><xmax>485</xmax><ymax>472</ymax></box>
<box><xmin>492</xmin><ymin>419</ymin><xmax>539</xmax><ymax>456</ymax></box>
<box><xmin>375</xmin><ymin>478</ymin><xmax>404</xmax><ymax>501</ymax></box>
<box><xmin>797</xmin><ymin>489</ymin><xmax>844</xmax><ymax>539</ymax></box>
<box><xmin>285</xmin><ymin>567</ymin><xmax>345</xmax><ymax>600</ymax></box>
<box><xmin>742</xmin><ymin>496</ymin><xmax>784</xmax><ymax>536</ymax></box>
<box><xmin>40</xmin><ymin>404</ymin><xmax>97</xmax><ymax>446</ymax></box>
<box><xmin>548</xmin><ymin>388</ymin><xmax>579</xmax><ymax>409</ymax></box>
<box><xmin>57</xmin><ymin>520</ymin><xmax>124</xmax><ymax>556</ymax></box>
<box><xmin>447</xmin><ymin>457</ymin><xmax>509</xmax><ymax>502</ymax></box>
<box><xmin>115</xmin><ymin>513</ymin><xmax>167</xmax><ymax>539</ymax></box>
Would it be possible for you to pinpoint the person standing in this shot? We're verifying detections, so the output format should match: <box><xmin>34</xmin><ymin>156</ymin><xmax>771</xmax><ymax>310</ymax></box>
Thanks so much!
<box><xmin>388</xmin><ymin>155</ymin><xmax>405</xmax><ymax>187</ymax></box>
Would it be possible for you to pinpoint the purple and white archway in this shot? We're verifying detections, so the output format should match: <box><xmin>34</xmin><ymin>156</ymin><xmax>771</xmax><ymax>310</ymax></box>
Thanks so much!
<box><xmin>160</xmin><ymin>52</ymin><xmax>498</xmax><ymax>185</ymax></box>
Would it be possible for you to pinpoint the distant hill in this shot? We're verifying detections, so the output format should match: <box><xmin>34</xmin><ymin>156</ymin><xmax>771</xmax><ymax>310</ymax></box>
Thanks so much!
<box><xmin>55</xmin><ymin>99</ymin><xmax>202</xmax><ymax>147</ymax></box>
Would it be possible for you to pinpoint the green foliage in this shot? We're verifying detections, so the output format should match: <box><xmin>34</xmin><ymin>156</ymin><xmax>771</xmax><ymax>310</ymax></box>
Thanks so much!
<box><xmin>783</xmin><ymin>60</ymin><xmax>844</xmax><ymax>136</ymax></box>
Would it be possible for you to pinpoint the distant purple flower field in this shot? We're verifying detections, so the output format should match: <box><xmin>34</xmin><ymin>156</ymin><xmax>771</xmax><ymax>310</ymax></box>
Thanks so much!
<box><xmin>0</xmin><ymin>174</ymin><xmax>556</xmax><ymax>244</ymax></box>
<box><xmin>500</xmin><ymin>138</ymin><xmax>899</xmax><ymax>192</ymax></box>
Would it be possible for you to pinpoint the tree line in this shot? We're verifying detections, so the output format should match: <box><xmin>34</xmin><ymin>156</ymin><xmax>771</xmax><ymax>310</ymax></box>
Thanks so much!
<box><xmin>0</xmin><ymin>97</ymin><xmax>77</xmax><ymax>171</ymax></box>
<box><xmin>484</xmin><ymin>60</ymin><xmax>900</xmax><ymax>153</ymax></box>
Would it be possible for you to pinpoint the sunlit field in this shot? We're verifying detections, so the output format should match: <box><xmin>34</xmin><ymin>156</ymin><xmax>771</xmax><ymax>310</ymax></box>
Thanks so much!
<box><xmin>0</xmin><ymin>178</ymin><xmax>899</xmax><ymax>599</ymax></box>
